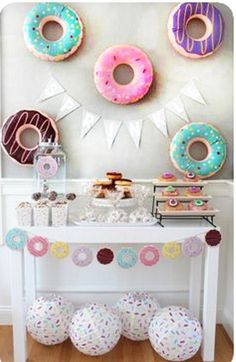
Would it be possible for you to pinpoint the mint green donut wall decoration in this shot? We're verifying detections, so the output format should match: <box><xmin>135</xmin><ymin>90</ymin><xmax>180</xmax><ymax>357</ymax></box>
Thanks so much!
<box><xmin>24</xmin><ymin>3</ymin><xmax>83</xmax><ymax>61</ymax></box>
<box><xmin>170</xmin><ymin>122</ymin><xmax>227</xmax><ymax>178</ymax></box>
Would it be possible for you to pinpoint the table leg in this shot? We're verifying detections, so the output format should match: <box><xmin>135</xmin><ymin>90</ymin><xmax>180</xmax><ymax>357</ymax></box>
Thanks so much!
<box><xmin>201</xmin><ymin>245</ymin><xmax>220</xmax><ymax>362</ymax></box>
<box><xmin>10</xmin><ymin>250</ymin><xmax>27</xmax><ymax>362</ymax></box>
<box><xmin>24</xmin><ymin>249</ymin><xmax>36</xmax><ymax>307</ymax></box>
<box><xmin>189</xmin><ymin>254</ymin><xmax>202</xmax><ymax>320</ymax></box>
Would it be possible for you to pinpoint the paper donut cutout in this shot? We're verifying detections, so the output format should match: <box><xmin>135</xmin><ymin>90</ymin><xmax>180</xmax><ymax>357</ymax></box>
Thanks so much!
<box><xmin>36</xmin><ymin>156</ymin><xmax>58</xmax><ymax>179</ymax></box>
<box><xmin>162</xmin><ymin>242</ymin><xmax>181</xmax><ymax>260</ymax></box>
<box><xmin>51</xmin><ymin>241</ymin><xmax>69</xmax><ymax>259</ymax></box>
<box><xmin>72</xmin><ymin>247</ymin><xmax>93</xmax><ymax>267</ymax></box>
<box><xmin>5</xmin><ymin>228</ymin><xmax>28</xmax><ymax>250</ymax></box>
<box><xmin>139</xmin><ymin>245</ymin><xmax>160</xmax><ymax>266</ymax></box>
<box><xmin>117</xmin><ymin>247</ymin><xmax>138</xmax><ymax>269</ymax></box>
<box><xmin>27</xmin><ymin>236</ymin><xmax>49</xmax><ymax>257</ymax></box>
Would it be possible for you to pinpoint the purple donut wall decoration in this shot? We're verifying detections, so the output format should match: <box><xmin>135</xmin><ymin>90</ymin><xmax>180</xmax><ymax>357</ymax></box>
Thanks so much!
<box><xmin>168</xmin><ymin>3</ymin><xmax>224</xmax><ymax>59</ymax></box>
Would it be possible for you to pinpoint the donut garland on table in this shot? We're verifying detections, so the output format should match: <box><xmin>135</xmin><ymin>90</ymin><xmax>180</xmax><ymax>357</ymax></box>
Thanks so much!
<box><xmin>96</xmin><ymin>248</ymin><xmax>114</xmax><ymax>265</ymax></box>
<box><xmin>24</xmin><ymin>3</ymin><xmax>83</xmax><ymax>61</ymax></box>
<box><xmin>168</xmin><ymin>3</ymin><xmax>224</xmax><ymax>59</ymax></box>
<box><xmin>139</xmin><ymin>245</ymin><xmax>160</xmax><ymax>266</ymax></box>
<box><xmin>205</xmin><ymin>229</ymin><xmax>222</xmax><ymax>246</ymax></box>
<box><xmin>0</xmin><ymin>110</ymin><xmax>59</xmax><ymax>166</ymax></box>
<box><xmin>170</xmin><ymin>122</ymin><xmax>227</xmax><ymax>178</ymax></box>
<box><xmin>72</xmin><ymin>247</ymin><xmax>93</xmax><ymax>267</ymax></box>
<box><xmin>94</xmin><ymin>45</ymin><xmax>153</xmax><ymax>104</ymax></box>
<box><xmin>182</xmin><ymin>236</ymin><xmax>203</xmax><ymax>257</ymax></box>
<box><xmin>51</xmin><ymin>241</ymin><xmax>69</xmax><ymax>258</ymax></box>
<box><xmin>27</xmin><ymin>236</ymin><xmax>49</xmax><ymax>256</ymax></box>
<box><xmin>117</xmin><ymin>247</ymin><xmax>138</xmax><ymax>269</ymax></box>
<box><xmin>5</xmin><ymin>227</ymin><xmax>222</xmax><ymax>264</ymax></box>
<box><xmin>162</xmin><ymin>242</ymin><xmax>181</xmax><ymax>260</ymax></box>
<box><xmin>5</xmin><ymin>228</ymin><xmax>28</xmax><ymax>250</ymax></box>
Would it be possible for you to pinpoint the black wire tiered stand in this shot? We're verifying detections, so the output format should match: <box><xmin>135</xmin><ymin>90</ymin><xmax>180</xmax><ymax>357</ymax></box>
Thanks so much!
<box><xmin>151</xmin><ymin>180</ymin><xmax>219</xmax><ymax>227</ymax></box>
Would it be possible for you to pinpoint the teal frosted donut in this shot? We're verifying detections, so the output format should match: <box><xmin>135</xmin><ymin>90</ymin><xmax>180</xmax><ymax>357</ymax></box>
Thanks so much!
<box><xmin>5</xmin><ymin>228</ymin><xmax>28</xmax><ymax>250</ymax></box>
<box><xmin>24</xmin><ymin>3</ymin><xmax>83</xmax><ymax>61</ymax></box>
<box><xmin>117</xmin><ymin>247</ymin><xmax>137</xmax><ymax>269</ymax></box>
<box><xmin>170</xmin><ymin>122</ymin><xmax>226</xmax><ymax>178</ymax></box>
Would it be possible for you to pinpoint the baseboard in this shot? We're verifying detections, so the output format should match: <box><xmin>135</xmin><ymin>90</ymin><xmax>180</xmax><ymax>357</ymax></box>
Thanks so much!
<box><xmin>0</xmin><ymin>306</ymin><xmax>12</xmax><ymax>325</ymax></box>
<box><xmin>0</xmin><ymin>303</ymin><xmax>233</xmax><ymax>340</ymax></box>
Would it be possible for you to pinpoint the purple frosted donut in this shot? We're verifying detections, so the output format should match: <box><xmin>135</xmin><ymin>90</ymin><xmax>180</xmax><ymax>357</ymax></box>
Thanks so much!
<box><xmin>72</xmin><ymin>247</ymin><xmax>93</xmax><ymax>267</ymax></box>
<box><xmin>182</xmin><ymin>236</ymin><xmax>203</xmax><ymax>257</ymax></box>
<box><xmin>168</xmin><ymin>3</ymin><xmax>224</xmax><ymax>59</ymax></box>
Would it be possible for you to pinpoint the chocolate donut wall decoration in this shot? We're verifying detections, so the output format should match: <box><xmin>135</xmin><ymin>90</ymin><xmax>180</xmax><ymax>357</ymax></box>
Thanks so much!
<box><xmin>0</xmin><ymin>109</ymin><xmax>59</xmax><ymax>166</ymax></box>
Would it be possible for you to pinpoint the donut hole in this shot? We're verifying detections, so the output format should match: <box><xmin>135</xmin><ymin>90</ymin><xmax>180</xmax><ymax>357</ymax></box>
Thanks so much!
<box><xmin>19</xmin><ymin>127</ymin><xmax>40</xmax><ymax>150</ymax></box>
<box><xmin>113</xmin><ymin>64</ymin><xmax>134</xmax><ymax>85</ymax></box>
<box><xmin>35</xmin><ymin>242</ymin><xmax>43</xmax><ymax>251</ymax></box>
<box><xmin>188</xmin><ymin>141</ymin><xmax>209</xmax><ymax>161</ymax></box>
<box><xmin>145</xmin><ymin>251</ymin><xmax>154</xmax><ymax>261</ymax></box>
<box><xmin>43</xmin><ymin>163</ymin><xmax>51</xmax><ymax>171</ymax></box>
<box><xmin>78</xmin><ymin>252</ymin><xmax>87</xmax><ymax>261</ymax></box>
<box><xmin>42</xmin><ymin>20</ymin><xmax>64</xmax><ymax>41</ymax></box>
<box><xmin>186</xmin><ymin>17</ymin><xmax>207</xmax><ymax>40</ymax></box>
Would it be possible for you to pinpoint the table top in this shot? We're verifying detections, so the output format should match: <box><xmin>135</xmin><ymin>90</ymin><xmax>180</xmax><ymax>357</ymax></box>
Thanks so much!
<box><xmin>24</xmin><ymin>221</ymin><xmax>216</xmax><ymax>244</ymax></box>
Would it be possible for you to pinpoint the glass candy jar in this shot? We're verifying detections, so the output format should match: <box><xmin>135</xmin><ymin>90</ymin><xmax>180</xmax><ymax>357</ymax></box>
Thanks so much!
<box><xmin>34</xmin><ymin>140</ymin><xmax>66</xmax><ymax>196</ymax></box>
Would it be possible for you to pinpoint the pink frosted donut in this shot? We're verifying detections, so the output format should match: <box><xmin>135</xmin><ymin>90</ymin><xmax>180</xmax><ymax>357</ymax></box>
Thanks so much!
<box><xmin>36</xmin><ymin>156</ymin><xmax>58</xmax><ymax>179</ymax></box>
<box><xmin>27</xmin><ymin>236</ymin><xmax>49</xmax><ymax>257</ymax></box>
<box><xmin>139</xmin><ymin>245</ymin><xmax>160</xmax><ymax>266</ymax></box>
<box><xmin>94</xmin><ymin>45</ymin><xmax>153</xmax><ymax>104</ymax></box>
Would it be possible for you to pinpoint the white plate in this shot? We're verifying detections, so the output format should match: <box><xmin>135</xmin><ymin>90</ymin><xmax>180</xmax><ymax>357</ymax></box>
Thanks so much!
<box><xmin>92</xmin><ymin>197</ymin><xmax>137</xmax><ymax>208</ymax></box>
<box><xmin>70</xmin><ymin>219</ymin><xmax>157</xmax><ymax>227</ymax></box>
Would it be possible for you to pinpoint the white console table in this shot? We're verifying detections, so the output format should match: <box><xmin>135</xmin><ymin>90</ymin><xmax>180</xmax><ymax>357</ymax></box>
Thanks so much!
<box><xmin>10</xmin><ymin>223</ymin><xmax>220</xmax><ymax>362</ymax></box>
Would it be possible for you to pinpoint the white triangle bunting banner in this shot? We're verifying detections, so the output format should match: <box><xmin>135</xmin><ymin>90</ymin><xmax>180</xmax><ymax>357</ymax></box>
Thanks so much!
<box><xmin>147</xmin><ymin>108</ymin><xmax>168</xmax><ymax>137</ymax></box>
<box><xmin>103</xmin><ymin>119</ymin><xmax>122</xmax><ymax>149</ymax></box>
<box><xmin>80</xmin><ymin>109</ymin><xmax>101</xmax><ymax>138</ymax></box>
<box><xmin>38</xmin><ymin>77</ymin><xmax>65</xmax><ymax>102</ymax></box>
<box><xmin>125</xmin><ymin>119</ymin><xmax>143</xmax><ymax>148</ymax></box>
<box><xmin>56</xmin><ymin>94</ymin><xmax>81</xmax><ymax>121</ymax></box>
<box><xmin>180</xmin><ymin>80</ymin><xmax>206</xmax><ymax>105</ymax></box>
<box><xmin>165</xmin><ymin>96</ymin><xmax>189</xmax><ymax>123</ymax></box>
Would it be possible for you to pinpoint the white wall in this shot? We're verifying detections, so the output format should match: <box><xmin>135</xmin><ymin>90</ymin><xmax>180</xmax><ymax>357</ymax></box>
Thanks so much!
<box><xmin>0</xmin><ymin>2</ymin><xmax>233</xmax><ymax>179</ymax></box>
<box><xmin>0</xmin><ymin>1</ymin><xmax>234</xmax><ymax>341</ymax></box>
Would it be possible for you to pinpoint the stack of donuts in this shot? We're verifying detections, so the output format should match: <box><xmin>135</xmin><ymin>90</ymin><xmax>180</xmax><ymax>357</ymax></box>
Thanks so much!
<box><xmin>157</xmin><ymin>170</ymin><xmax>210</xmax><ymax>212</ymax></box>
<box><xmin>93</xmin><ymin>172</ymin><xmax>133</xmax><ymax>199</ymax></box>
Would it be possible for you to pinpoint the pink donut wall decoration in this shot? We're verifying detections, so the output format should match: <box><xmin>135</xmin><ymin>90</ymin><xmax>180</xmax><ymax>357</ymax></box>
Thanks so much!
<box><xmin>94</xmin><ymin>45</ymin><xmax>153</xmax><ymax>104</ymax></box>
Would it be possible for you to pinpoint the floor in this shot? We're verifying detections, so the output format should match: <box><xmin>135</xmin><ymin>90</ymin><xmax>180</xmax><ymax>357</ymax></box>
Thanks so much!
<box><xmin>0</xmin><ymin>325</ymin><xmax>233</xmax><ymax>362</ymax></box>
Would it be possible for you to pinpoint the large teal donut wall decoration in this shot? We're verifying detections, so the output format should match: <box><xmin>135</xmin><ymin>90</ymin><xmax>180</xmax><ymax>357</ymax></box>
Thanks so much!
<box><xmin>170</xmin><ymin>122</ymin><xmax>227</xmax><ymax>178</ymax></box>
<box><xmin>23</xmin><ymin>3</ymin><xmax>83</xmax><ymax>61</ymax></box>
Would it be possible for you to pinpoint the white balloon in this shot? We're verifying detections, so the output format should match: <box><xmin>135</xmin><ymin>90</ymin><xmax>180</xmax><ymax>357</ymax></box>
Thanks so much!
<box><xmin>149</xmin><ymin>306</ymin><xmax>202</xmax><ymax>361</ymax></box>
<box><xmin>26</xmin><ymin>295</ymin><xmax>74</xmax><ymax>345</ymax></box>
<box><xmin>116</xmin><ymin>292</ymin><xmax>161</xmax><ymax>341</ymax></box>
<box><xmin>69</xmin><ymin>303</ymin><xmax>122</xmax><ymax>356</ymax></box>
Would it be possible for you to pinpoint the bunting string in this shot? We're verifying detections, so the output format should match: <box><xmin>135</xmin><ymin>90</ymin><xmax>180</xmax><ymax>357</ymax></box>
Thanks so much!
<box><xmin>37</xmin><ymin>77</ymin><xmax>206</xmax><ymax>148</ymax></box>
